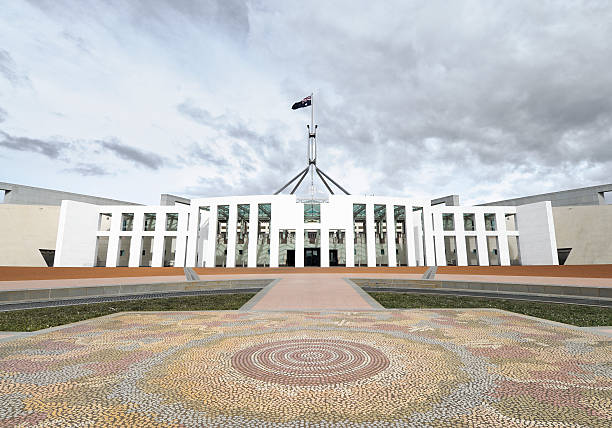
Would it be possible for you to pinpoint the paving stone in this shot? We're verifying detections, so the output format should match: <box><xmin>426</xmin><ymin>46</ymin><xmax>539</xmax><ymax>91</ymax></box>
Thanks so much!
<box><xmin>0</xmin><ymin>309</ymin><xmax>611</xmax><ymax>427</ymax></box>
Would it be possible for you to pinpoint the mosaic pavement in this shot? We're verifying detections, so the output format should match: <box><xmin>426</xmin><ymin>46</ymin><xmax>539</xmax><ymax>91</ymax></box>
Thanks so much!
<box><xmin>0</xmin><ymin>309</ymin><xmax>611</xmax><ymax>427</ymax></box>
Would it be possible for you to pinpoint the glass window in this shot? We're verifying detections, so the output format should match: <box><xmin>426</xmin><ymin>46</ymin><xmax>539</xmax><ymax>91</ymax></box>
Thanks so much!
<box><xmin>465</xmin><ymin>236</ymin><xmax>479</xmax><ymax>266</ymax></box>
<box><xmin>304</xmin><ymin>203</ymin><xmax>320</xmax><ymax>223</ymax></box>
<box><xmin>394</xmin><ymin>205</ymin><xmax>407</xmax><ymax>266</ymax></box>
<box><xmin>235</xmin><ymin>204</ymin><xmax>250</xmax><ymax>267</ymax></box>
<box><xmin>463</xmin><ymin>213</ymin><xmax>475</xmax><ymax>231</ymax></box>
<box><xmin>143</xmin><ymin>213</ymin><xmax>156</xmax><ymax>231</ymax></box>
<box><xmin>121</xmin><ymin>213</ymin><xmax>133</xmax><ymax>231</ymax></box>
<box><xmin>215</xmin><ymin>205</ymin><xmax>229</xmax><ymax>267</ymax></box>
<box><xmin>94</xmin><ymin>236</ymin><xmax>109</xmax><ymax>267</ymax></box>
<box><xmin>165</xmin><ymin>213</ymin><xmax>178</xmax><ymax>231</ymax></box>
<box><xmin>487</xmin><ymin>236</ymin><xmax>500</xmax><ymax>266</ymax></box>
<box><xmin>444</xmin><ymin>236</ymin><xmax>457</xmax><ymax>266</ymax></box>
<box><xmin>508</xmin><ymin>236</ymin><xmax>521</xmax><ymax>265</ymax></box>
<box><xmin>257</xmin><ymin>203</ymin><xmax>271</xmax><ymax>267</ymax></box>
<box><xmin>163</xmin><ymin>236</ymin><xmax>176</xmax><ymax>267</ymax></box>
<box><xmin>279</xmin><ymin>229</ymin><xmax>296</xmax><ymax>267</ymax></box>
<box><xmin>505</xmin><ymin>214</ymin><xmax>517</xmax><ymax>231</ymax></box>
<box><xmin>442</xmin><ymin>213</ymin><xmax>455</xmax><ymax>231</ymax></box>
<box><xmin>353</xmin><ymin>204</ymin><xmax>367</xmax><ymax>266</ymax></box>
<box><xmin>140</xmin><ymin>236</ymin><xmax>154</xmax><ymax>267</ymax></box>
<box><xmin>116</xmin><ymin>236</ymin><xmax>131</xmax><ymax>266</ymax></box>
<box><xmin>98</xmin><ymin>213</ymin><xmax>112</xmax><ymax>231</ymax></box>
<box><xmin>484</xmin><ymin>213</ymin><xmax>497</xmax><ymax>231</ymax></box>
<box><xmin>329</xmin><ymin>229</ymin><xmax>346</xmax><ymax>266</ymax></box>
<box><xmin>374</xmin><ymin>204</ymin><xmax>388</xmax><ymax>266</ymax></box>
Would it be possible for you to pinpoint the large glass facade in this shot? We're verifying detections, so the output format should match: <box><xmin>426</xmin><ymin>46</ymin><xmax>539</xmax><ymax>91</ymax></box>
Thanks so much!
<box><xmin>353</xmin><ymin>204</ymin><xmax>367</xmax><ymax>266</ymax></box>
<box><xmin>143</xmin><ymin>213</ymin><xmax>156</xmax><ymax>231</ymax></box>
<box><xmin>374</xmin><ymin>204</ymin><xmax>388</xmax><ymax>266</ymax></box>
<box><xmin>279</xmin><ymin>229</ymin><xmax>296</xmax><ymax>267</ymax></box>
<box><xmin>166</xmin><ymin>213</ymin><xmax>178</xmax><ymax>231</ymax></box>
<box><xmin>215</xmin><ymin>205</ymin><xmax>229</xmax><ymax>267</ymax></box>
<box><xmin>463</xmin><ymin>214</ymin><xmax>475</xmax><ymax>231</ymax></box>
<box><xmin>235</xmin><ymin>204</ymin><xmax>250</xmax><ymax>267</ymax></box>
<box><xmin>394</xmin><ymin>205</ymin><xmax>407</xmax><ymax>266</ymax></box>
<box><xmin>121</xmin><ymin>213</ymin><xmax>134</xmax><ymax>231</ymax></box>
<box><xmin>329</xmin><ymin>229</ymin><xmax>346</xmax><ymax>266</ymax></box>
<box><xmin>304</xmin><ymin>230</ymin><xmax>320</xmax><ymax>266</ymax></box>
<box><xmin>257</xmin><ymin>203</ymin><xmax>271</xmax><ymax>267</ymax></box>
<box><xmin>484</xmin><ymin>213</ymin><xmax>497</xmax><ymax>231</ymax></box>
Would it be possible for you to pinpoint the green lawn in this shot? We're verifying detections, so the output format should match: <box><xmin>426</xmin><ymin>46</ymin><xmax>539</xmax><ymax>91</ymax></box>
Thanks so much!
<box><xmin>368</xmin><ymin>292</ymin><xmax>612</xmax><ymax>327</ymax></box>
<box><xmin>0</xmin><ymin>293</ymin><xmax>256</xmax><ymax>332</ymax></box>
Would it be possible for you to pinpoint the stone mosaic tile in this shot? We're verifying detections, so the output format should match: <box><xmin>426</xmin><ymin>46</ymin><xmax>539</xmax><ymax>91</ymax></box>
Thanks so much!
<box><xmin>0</xmin><ymin>309</ymin><xmax>611</xmax><ymax>427</ymax></box>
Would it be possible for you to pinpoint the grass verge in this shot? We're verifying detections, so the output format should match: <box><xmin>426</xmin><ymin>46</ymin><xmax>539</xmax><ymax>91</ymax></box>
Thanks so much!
<box><xmin>368</xmin><ymin>292</ymin><xmax>612</xmax><ymax>327</ymax></box>
<box><xmin>0</xmin><ymin>293</ymin><xmax>256</xmax><ymax>332</ymax></box>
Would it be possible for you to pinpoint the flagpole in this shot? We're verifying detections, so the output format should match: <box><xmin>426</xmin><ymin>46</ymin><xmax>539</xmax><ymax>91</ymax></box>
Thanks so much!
<box><xmin>310</xmin><ymin>92</ymin><xmax>314</xmax><ymax>200</ymax></box>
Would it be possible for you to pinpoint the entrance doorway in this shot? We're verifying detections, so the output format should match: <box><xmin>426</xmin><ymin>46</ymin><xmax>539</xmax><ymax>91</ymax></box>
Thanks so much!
<box><xmin>286</xmin><ymin>250</ymin><xmax>295</xmax><ymax>267</ymax></box>
<box><xmin>305</xmin><ymin>248</ymin><xmax>320</xmax><ymax>266</ymax></box>
<box><xmin>329</xmin><ymin>249</ymin><xmax>338</xmax><ymax>266</ymax></box>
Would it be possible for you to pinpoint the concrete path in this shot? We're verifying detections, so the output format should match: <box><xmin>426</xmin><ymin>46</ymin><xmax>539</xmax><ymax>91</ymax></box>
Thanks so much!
<box><xmin>246</xmin><ymin>274</ymin><xmax>383</xmax><ymax>311</ymax></box>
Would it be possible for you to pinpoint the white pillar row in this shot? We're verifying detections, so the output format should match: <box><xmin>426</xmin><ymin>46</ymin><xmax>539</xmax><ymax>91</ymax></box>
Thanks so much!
<box><xmin>186</xmin><ymin>206</ymin><xmax>200</xmax><ymax>267</ymax></box>
<box><xmin>497</xmin><ymin>212</ymin><xmax>511</xmax><ymax>266</ymax></box>
<box><xmin>174</xmin><ymin>212</ymin><xmax>189</xmax><ymax>268</ymax></box>
<box><xmin>405</xmin><ymin>206</ymin><xmax>416</xmax><ymax>266</ymax></box>
<box><xmin>345</xmin><ymin>221</ymin><xmax>355</xmax><ymax>267</ymax></box>
<box><xmin>270</xmin><ymin>224</ymin><xmax>280</xmax><ymax>268</ymax></box>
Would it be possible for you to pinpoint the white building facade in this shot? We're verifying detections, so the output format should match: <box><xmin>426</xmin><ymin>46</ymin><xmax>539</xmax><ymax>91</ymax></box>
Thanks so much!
<box><xmin>54</xmin><ymin>195</ymin><xmax>559</xmax><ymax>268</ymax></box>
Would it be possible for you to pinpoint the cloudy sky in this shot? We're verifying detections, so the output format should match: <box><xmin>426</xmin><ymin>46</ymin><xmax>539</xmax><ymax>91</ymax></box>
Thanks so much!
<box><xmin>1</xmin><ymin>1</ymin><xmax>611</xmax><ymax>205</ymax></box>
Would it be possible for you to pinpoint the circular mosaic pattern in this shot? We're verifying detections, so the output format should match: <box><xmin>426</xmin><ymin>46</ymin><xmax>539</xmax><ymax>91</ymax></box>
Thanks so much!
<box><xmin>231</xmin><ymin>338</ymin><xmax>390</xmax><ymax>385</ymax></box>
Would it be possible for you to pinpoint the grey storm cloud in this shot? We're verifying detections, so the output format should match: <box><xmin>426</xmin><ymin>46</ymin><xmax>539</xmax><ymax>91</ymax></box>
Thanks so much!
<box><xmin>0</xmin><ymin>131</ymin><xmax>66</xmax><ymax>158</ymax></box>
<box><xmin>99</xmin><ymin>139</ymin><xmax>165</xmax><ymax>170</ymax></box>
<box><xmin>64</xmin><ymin>163</ymin><xmax>111</xmax><ymax>176</ymax></box>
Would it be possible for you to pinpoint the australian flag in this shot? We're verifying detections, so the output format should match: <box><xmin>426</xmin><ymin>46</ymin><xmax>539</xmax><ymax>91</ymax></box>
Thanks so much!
<box><xmin>291</xmin><ymin>95</ymin><xmax>312</xmax><ymax>110</ymax></box>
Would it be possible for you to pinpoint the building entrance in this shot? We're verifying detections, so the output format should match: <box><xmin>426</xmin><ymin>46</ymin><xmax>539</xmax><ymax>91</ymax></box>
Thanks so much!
<box><xmin>286</xmin><ymin>250</ymin><xmax>295</xmax><ymax>267</ymax></box>
<box><xmin>305</xmin><ymin>248</ymin><xmax>320</xmax><ymax>266</ymax></box>
<box><xmin>329</xmin><ymin>249</ymin><xmax>338</xmax><ymax>266</ymax></box>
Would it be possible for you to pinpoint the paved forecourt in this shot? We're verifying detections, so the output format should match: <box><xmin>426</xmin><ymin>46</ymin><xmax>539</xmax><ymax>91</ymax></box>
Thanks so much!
<box><xmin>1</xmin><ymin>309</ymin><xmax>611</xmax><ymax>426</ymax></box>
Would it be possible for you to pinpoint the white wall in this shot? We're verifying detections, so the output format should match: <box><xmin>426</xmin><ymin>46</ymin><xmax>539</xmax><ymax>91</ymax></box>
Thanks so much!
<box><xmin>516</xmin><ymin>201</ymin><xmax>559</xmax><ymax>265</ymax></box>
<box><xmin>54</xmin><ymin>201</ymin><xmax>99</xmax><ymax>267</ymax></box>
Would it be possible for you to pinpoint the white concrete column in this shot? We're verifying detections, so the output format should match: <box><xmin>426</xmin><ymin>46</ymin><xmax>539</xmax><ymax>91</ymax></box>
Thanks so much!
<box><xmin>321</xmin><ymin>227</ymin><xmax>329</xmax><ymax>267</ymax></box>
<box><xmin>151</xmin><ymin>234</ymin><xmax>164</xmax><ymax>267</ymax></box>
<box><xmin>423</xmin><ymin>208</ymin><xmax>436</xmax><ymax>266</ymax></box>
<box><xmin>295</xmin><ymin>227</ymin><xmax>305</xmax><ymax>267</ymax></box>
<box><xmin>174</xmin><ymin>212</ymin><xmax>189</xmax><ymax>267</ymax></box>
<box><xmin>475</xmin><ymin>213</ymin><xmax>489</xmax><ymax>266</ymax></box>
<box><xmin>434</xmin><ymin>234</ymin><xmax>446</xmax><ymax>266</ymax></box>
<box><xmin>457</xmin><ymin>233</ymin><xmax>468</xmax><ymax>266</ymax></box>
<box><xmin>128</xmin><ymin>211</ymin><xmax>144</xmax><ymax>267</ymax></box>
<box><xmin>366</xmin><ymin>203</ymin><xmax>376</xmax><ymax>267</ymax></box>
<box><xmin>497</xmin><ymin>213</ymin><xmax>511</xmax><ymax>265</ymax></box>
<box><xmin>226</xmin><ymin>204</ymin><xmax>237</xmax><ymax>268</ymax></box>
<box><xmin>270</xmin><ymin>225</ymin><xmax>279</xmax><ymax>268</ymax></box>
<box><xmin>186</xmin><ymin>206</ymin><xmax>200</xmax><ymax>267</ymax></box>
<box><xmin>247</xmin><ymin>203</ymin><xmax>258</xmax><ymax>267</ymax></box>
<box><xmin>206</xmin><ymin>205</ymin><xmax>218</xmax><ymax>268</ymax></box>
<box><xmin>106</xmin><ymin>210</ymin><xmax>120</xmax><ymax>267</ymax></box>
<box><xmin>405</xmin><ymin>207</ymin><xmax>416</xmax><ymax>266</ymax></box>
<box><xmin>346</xmin><ymin>224</ymin><xmax>355</xmax><ymax>267</ymax></box>
<box><xmin>386</xmin><ymin>203</ymin><xmax>397</xmax><ymax>267</ymax></box>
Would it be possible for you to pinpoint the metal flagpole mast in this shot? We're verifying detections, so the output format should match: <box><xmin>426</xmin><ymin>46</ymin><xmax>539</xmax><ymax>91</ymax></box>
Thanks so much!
<box><xmin>309</xmin><ymin>92</ymin><xmax>314</xmax><ymax>201</ymax></box>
